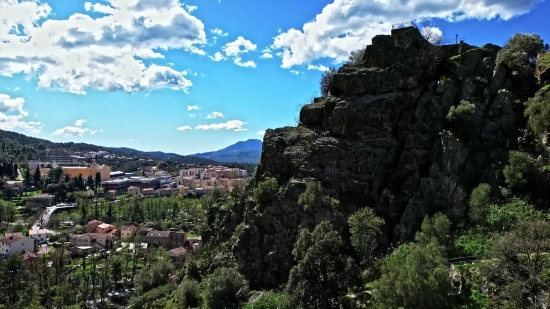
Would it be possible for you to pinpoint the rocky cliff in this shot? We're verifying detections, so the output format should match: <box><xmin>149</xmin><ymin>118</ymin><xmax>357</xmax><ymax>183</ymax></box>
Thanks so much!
<box><xmin>208</xmin><ymin>26</ymin><xmax>540</xmax><ymax>290</ymax></box>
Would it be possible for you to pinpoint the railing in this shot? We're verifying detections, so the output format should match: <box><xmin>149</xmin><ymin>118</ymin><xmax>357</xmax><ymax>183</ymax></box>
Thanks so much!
<box><xmin>448</xmin><ymin>256</ymin><xmax>479</xmax><ymax>265</ymax></box>
<box><xmin>441</xmin><ymin>37</ymin><xmax>466</xmax><ymax>45</ymax></box>
<box><xmin>392</xmin><ymin>21</ymin><xmax>418</xmax><ymax>30</ymax></box>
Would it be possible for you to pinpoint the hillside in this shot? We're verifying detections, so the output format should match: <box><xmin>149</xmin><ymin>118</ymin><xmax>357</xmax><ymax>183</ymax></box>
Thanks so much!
<box><xmin>190</xmin><ymin>139</ymin><xmax>262</xmax><ymax>163</ymax></box>
<box><xmin>0</xmin><ymin>129</ymin><xmax>257</xmax><ymax>173</ymax></box>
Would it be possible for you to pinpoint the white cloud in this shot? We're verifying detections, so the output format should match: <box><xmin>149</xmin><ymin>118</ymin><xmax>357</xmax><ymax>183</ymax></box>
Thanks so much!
<box><xmin>185</xmin><ymin>4</ymin><xmax>197</xmax><ymax>13</ymax></box>
<box><xmin>271</xmin><ymin>0</ymin><xmax>544</xmax><ymax>68</ymax></box>
<box><xmin>421</xmin><ymin>26</ymin><xmax>444</xmax><ymax>44</ymax></box>
<box><xmin>75</xmin><ymin>119</ymin><xmax>87</xmax><ymax>127</ymax></box>
<box><xmin>0</xmin><ymin>0</ymin><xmax>206</xmax><ymax>94</ymax></box>
<box><xmin>0</xmin><ymin>93</ymin><xmax>42</xmax><ymax>133</ymax></box>
<box><xmin>234</xmin><ymin>58</ymin><xmax>256</xmax><ymax>68</ymax></box>
<box><xmin>260</xmin><ymin>52</ymin><xmax>273</xmax><ymax>59</ymax></box>
<box><xmin>177</xmin><ymin>125</ymin><xmax>192</xmax><ymax>131</ymax></box>
<box><xmin>223</xmin><ymin>36</ymin><xmax>257</xmax><ymax>56</ymax></box>
<box><xmin>189</xmin><ymin>113</ymin><xmax>196</xmax><ymax>117</ymax></box>
<box><xmin>206</xmin><ymin>111</ymin><xmax>223</xmax><ymax>119</ymax></box>
<box><xmin>187</xmin><ymin>105</ymin><xmax>200</xmax><ymax>111</ymax></box>
<box><xmin>12</xmin><ymin>87</ymin><xmax>19</xmax><ymax>92</ymax></box>
<box><xmin>209</xmin><ymin>52</ymin><xmax>225</xmax><ymax>61</ymax></box>
<box><xmin>210</xmin><ymin>28</ymin><xmax>228</xmax><ymax>37</ymax></box>
<box><xmin>195</xmin><ymin>120</ymin><xmax>247</xmax><ymax>131</ymax></box>
<box><xmin>52</xmin><ymin>126</ymin><xmax>89</xmax><ymax>137</ymax></box>
<box><xmin>125</xmin><ymin>138</ymin><xmax>134</xmax><ymax>142</ymax></box>
<box><xmin>90</xmin><ymin>129</ymin><xmax>102</xmax><ymax>135</ymax></box>
<box><xmin>257</xmin><ymin>130</ymin><xmax>265</xmax><ymax>136</ymax></box>
<box><xmin>307</xmin><ymin>64</ymin><xmax>329</xmax><ymax>72</ymax></box>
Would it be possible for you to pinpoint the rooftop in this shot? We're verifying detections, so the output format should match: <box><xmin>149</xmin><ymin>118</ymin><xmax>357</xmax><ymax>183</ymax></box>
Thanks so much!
<box><xmin>29</xmin><ymin>229</ymin><xmax>48</xmax><ymax>235</ymax></box>
<box><xmin>0</xmin><ymin>235</ymin><xmax>28</xmax><ymax>244</ymax></box>
<box><xmin>147</xmin><ymin>231</ymin><xmax>171</xmax><ymax>237</ymax></box>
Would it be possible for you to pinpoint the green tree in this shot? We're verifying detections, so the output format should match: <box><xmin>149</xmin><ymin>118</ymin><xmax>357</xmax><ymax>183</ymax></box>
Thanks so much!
<box><xmin>496</xmin><ymin>33</ymin><xmax>545</xmax><ymax>68</ymax></box>
<box><xmin>503</xmin><ymin>151</ymin><xmax>538</xmax><ymax>190</ymax></box>
<box><xmin>24</xmin><ymin>169</ymin><xmax>31</xmax><ymax>185</ymax></box>
<box><xmin>86</xmin><ymin>175</ymin><xmax>94</xmax><ymax>191</ymax></box>
<box><xmin>33</xmin><ymin>166</ymin><xmax>40</xmax><ymax>185</ymax></box>
<box><xmin>177</xmin><ymin>279</ymin><xmax>202</xmax><ymax>308</ymax></box>
<box><xmin>525</xmin><ymin>91</ymin><xmax>550</xmax><ymax>138</ymax></box>
<box><xmin>348</xmin><ymin>207</ymin><xmax>384</xmax><ymax>265</ymax></box>
<box><xmin>415</xmin><ymin>213</ymin><xmax>451</xmax><ymax>247</ymax></box>
<box><xmin>482</xmin><ymin>220</ymin><xmax>550</xmax><ymax>308</ymax></box>
<box><xmin>253</xmin><ymin>177</ymin><xmax>279</xmax><ymax>210</ymax></box>
<box><xmin>134</xmin><ymin>253</ymin><xmax>174</xmax><ymax>295</ymax></box>
<box><xmin>320</xmin><ymin>66</ymin><xmax>337</xmax><ymax>97</ymax></box>
<box><xmin>372</xmin><ymin>242</ymin><xmax>457</xmax><ymax>309</ymax></box>
<box><xmin>201</xmin><ymin>267</ymin><xmax>249</xmax><ymax>309</ymax></box>
<box><xmin>298</xmin><ymin>180</ymin><xmax>339</xmax><ymax>212</ymax></box>
<box><xmin>285</xmin><ymin>221</ymin><xmax>359</xmax><ymax>309</ymax></box>
<box><xmin>469</xmin><ymin>183</ymin><xmax>492</xmax><ymax>224</ymax></box>
<box><xmin>346</xmin><ymin>48</ymin><xmax>365</xmax><ymax>65</ymax></box>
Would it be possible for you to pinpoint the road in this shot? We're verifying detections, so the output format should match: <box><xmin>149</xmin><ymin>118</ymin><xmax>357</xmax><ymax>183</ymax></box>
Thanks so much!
<box><xmin>31</xmin><ymin>203</ymin><xmax>78</xmax><ymax>231</ymax></box>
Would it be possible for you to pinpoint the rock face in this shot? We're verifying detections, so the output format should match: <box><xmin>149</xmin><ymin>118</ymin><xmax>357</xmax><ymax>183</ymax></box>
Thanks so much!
<box><xmin>256</xmin><ymin>27</ymin><xmax>528</xmax><ymax>244</ymax></box>
<box><xmin>228</xmin><ymin>26</ymin><xmax>536</xmax><ymax>290</ymax></box>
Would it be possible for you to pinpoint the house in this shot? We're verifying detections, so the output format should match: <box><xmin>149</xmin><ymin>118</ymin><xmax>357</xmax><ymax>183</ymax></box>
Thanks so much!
<box><xmin>26</xmin><ymin>194</ymin><xmax>55</xmax><ymax>206</ymax></box>
<box><xmin>110</xmin><ymin>171</ymin><xmax>125</xmax><ymax>179</ymax></box>
<box><xmin>62</xmin><ymin>163</ymin><xmax>111</xmax><ymax>181</ymax></box>
<box><xmin>0</xmin><ymin>236</ymin><xmax>36</xmax><ymax>256</ymax></box>
<box><xmin>186</xmin><ymin>236</ymin><xmax>203</xmax><ymax>249</ymax></box>
<box><xmin>29</xmin><ymin>229</ymin><xmax>48</xmax><ymax>242</ymax></box>
<box><xmin>140</xmin><ymin>227</ymin><xmax>153</xmax><ymax>236</ymax></box>
<box><xmin>194</xmin><ymin>187</ymin><xmax>205</xmax><ymax>196</ymax></box>
<box><xmin>127</xmin><ymin>186</ymin><xmax>140</xmax><ymax>196</ymax></box>
<box><xmin>142</xmin><ymin>188</ymin><xmax>155</xmax><ymax>196</ymax></box>
<box><xmin>96</xmin><ymin>223</ymin><xmax>115</xmax><ymax>234</ymax></box>
<box><xmin>23</xmin><ymin>252</ymin><xmax>40</xmax><ymax>264</ymax></box>
<box><xmin>121</xmin><ymin>226</ymin><xmax>137</xmax><ymax>240</ymax></box>
<box><xmin>106</xmin><ymin>190</ymin><xmax>117</xmax><ymax>200</ymax></box>
<box><xmin>155</xmin><ymin>188</ymin><xmax>172</xmax><ymax>197</ymax></box>
<box><xmin>144</xmin><ymin>231</ymin><xmax>171</xmax><ymax>248</ymax></box>
<box><xmin>87</xmin><ymin>220</ymin><xmax>103</xmax><ymax>233</ymax></box>
<box><xmin>5</xmin><ymin>181</ymin><xmax>24</xmax><ymax>189</ymax></box>
<box><xmin>4</xmin><ymin>232</ymin><xmax>23</xmax><ymax>237</ymax></box>
<box><xmin>168</xmin><ymin>247</ymin><xmax>188</xmax><ymax>267</ymax></box>
<box><xmin>177</xmin><ymin>186</ymin><xmax>189</xmax><ymax>195</ymax></box>
<box><xmin>70</xmin><ymin>233</ymin><xmax>113</xmax><ymax>249</ymax></box>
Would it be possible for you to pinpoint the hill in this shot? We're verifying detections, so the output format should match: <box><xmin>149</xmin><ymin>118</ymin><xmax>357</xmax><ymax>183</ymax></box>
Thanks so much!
<box><xmin>190</xmin><ymin>139</ymin><xmax>263</xmax><ymax>163</ymax></box>
<box><xmin>0</xmin><ymin>129</ymin><xmax>257</xmax><ymax>173</ymax></box>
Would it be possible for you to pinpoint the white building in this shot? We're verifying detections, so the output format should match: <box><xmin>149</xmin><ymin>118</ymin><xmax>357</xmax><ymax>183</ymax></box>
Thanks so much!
<box><xmin>0</xmin><ymin>236</ymin><xmax>36</xmax><ymax>256</ymax></box>
<box><xmin>29</xmin><ymin>229</ymin><xmax>48</xmax><ymax>242</ymax></box>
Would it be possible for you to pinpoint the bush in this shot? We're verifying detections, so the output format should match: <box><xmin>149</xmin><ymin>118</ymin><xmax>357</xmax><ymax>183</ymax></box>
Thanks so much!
<box><xmin>447</xmin><ymin>100</ymin><xmax>476</xmax><ymax>122</ymax></box>
<box><xmin>201</xmin><ymin>267</ymin><xmax>249</xmax><ymax>309</ymax></box>
<box><xmin>503</xmin><ymin>151</ymin><xmax>538</xmax><ymax>190</ymax></box>
<box><xmin>455</xmin><ymin>227</ymin><xmax>495</xmax><ymax>259</ymax></box>
<box><xmin>525</xmin><ymin>91</ymin><xmax>550</xmax><ymax>138</ymax></box>
<box><xmin>177</xmin><ymin>279</ymin><xmax>201</xmax><ymax>308</ymax></box>
<box><xmin>487</xmin><ymin>199</ymin><xmax>544</xmax><ymax>231</ymax></box>
<box><xmin>348</xmin><ymin>207</ymin><xmax>384</xmax><ymax>265</ymax></box>
<box><xmin>253</xmin><ymin>178</ymin><xmax>279</xmax><ymax>210</ymax></box>
<box><xmin>469</xmin><ymin>183</ymin><xmax>492</xmax><ymax>224</ymax></box>
<box><xmin>243</xmin><ymin>292</ymin><xmax>291</xmax><ymax>309</ymax></box>
<box><xmin>496</xmin><ymin>33</ymin><xmax>545</xmax><ymax>68</ymax></box>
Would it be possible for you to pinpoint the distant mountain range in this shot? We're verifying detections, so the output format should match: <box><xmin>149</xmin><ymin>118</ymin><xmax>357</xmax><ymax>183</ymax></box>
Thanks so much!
<box><xmin>0</xmin><ymin>129</ymin><xmax>261</xmax><ymax>165</ymax></box>
<box><xmin>190</xmin><ymin>139</ymin><xmax>263</xmax><ymax>164</ymax></box>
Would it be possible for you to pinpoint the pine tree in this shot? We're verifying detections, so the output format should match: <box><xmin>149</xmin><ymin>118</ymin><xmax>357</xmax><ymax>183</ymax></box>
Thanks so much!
<box><xmin>24</xmin><ymin>169</ymin><xmax>31</xmax><ymax>185</ymax></box>
<box><xmin>34</xmin><ymin>166</ymin><xmax>41</xmax><ymax>184</ymax></box>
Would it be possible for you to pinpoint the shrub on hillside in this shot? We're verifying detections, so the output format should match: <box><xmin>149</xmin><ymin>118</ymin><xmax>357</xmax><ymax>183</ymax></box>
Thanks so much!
<box><xmin>503</xmin><ymin>151</ymin><xmax>538</xmax><ymax>190</ymax></box>
<box><xmin>525</xmin><ymin>90</ymin><xmax>550</xmax><ymax>139</ymax></box>
<box><xmin>496</xmin><ymin>33</ymin><xmax>545</xmax><ymax>68</ymax></box>
<box><xmin>469</xmin><ymin>183</ymin><xmax>492</xmax><ymax>224</ymax></box>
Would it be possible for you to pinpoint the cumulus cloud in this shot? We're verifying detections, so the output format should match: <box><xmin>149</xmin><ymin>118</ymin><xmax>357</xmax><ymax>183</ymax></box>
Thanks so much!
<box><xmin>195</xmin><ymin>120</ymin><xmax>247</xmax><ymax>131</ymax></box>
<box><xmin>271</xmin><ymin>0</ymin><xmax>544</xmax><ymax>68</ymax></box>
<box><xmin>0</xmin><ymin>93</ymin><xmax>42</xmax><ymax>133</ymax></box>
<box><xmin>75</xmin><ymin>119</ymin><xmax>87</xmax><ymax>127</ymax></box>
<box><xmin>209</xmin><ymin>36</ymin><xmax>257</xmax><ymax>68</ymax></box>
<box><xmin>209</xmin><ymin>52</ymin><xmax>225</xmax><ymax>61</ymax></box>
<box><xmin>187</xmin><ymin>105</ymin><xmax>200</xmax><ymax>111</ymax></box>
<box><xmin>290</xmin><ymin>70</ymin><xmax>301</xmax><ymax>75</ymax></box>
<box><xmin>206</xmin><ymin>111</ymin><xmax>224</xmax><ymax>119</ymax></box>
<box><xmin>260</xmin><ymin>52</ymin><xmax>273</xmax><ymax>59</ymax></box>
<box><xmin>223</xmin><ymin>36</ymin><xmax>257</xmax><ymax>56</ymax></box>
<box><xmin>210</xmin><ymin>28</ymin><xmax>228</xmax><ymax>37</ymax></box>
<box><xmin>52</xmin><ymin>118</ymin><xmax>98</xmax><ymax>136</ymax></box>
<box><xmin>177</xmin><ymin>125</ymin><xmax>192</xmax><ymax>131</ymax></box>
<box><xmin>0</xmin><ymin>0</ymin><xmax>206</xmax><ymax>94</ymax></box>
<box><xmin>307</xmin><ymin>64</ymin><xmax>329</xmax><ymax>72</ymax></box>
<box><xmin>189</xmin><ymin>113</ymin><xmax>196</xmax><ymax>117</ymax></box>
<box><xmin>257</xmin><ymin>130</ymin><xmax>265</xmax><ymax>136</ymax></box>
<box><xmin>12</xmin><ymin>87</ymin><xmax>19</xmax><ymax>92</ymax></box>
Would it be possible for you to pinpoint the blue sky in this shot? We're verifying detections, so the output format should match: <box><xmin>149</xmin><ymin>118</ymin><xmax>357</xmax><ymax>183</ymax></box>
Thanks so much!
<box><xmin>0</xmin><ymin>0</ymin><xmax>549</xmax><ymax>155</ymax></box>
